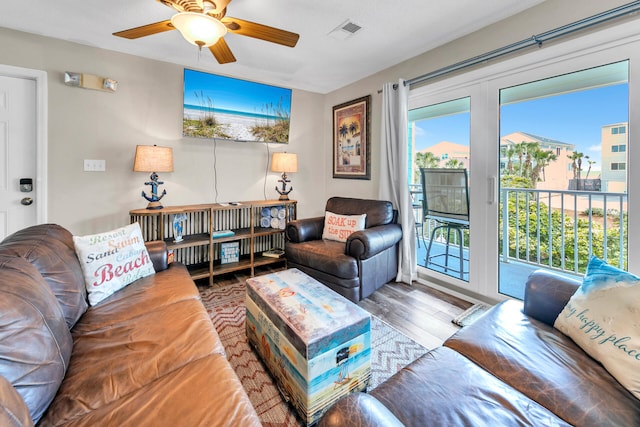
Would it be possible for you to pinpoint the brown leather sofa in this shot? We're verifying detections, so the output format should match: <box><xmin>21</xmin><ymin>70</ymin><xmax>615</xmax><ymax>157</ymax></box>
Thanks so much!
<box><xmin>319</xmin><ymin>270</ymin><xmax>640</xmax><ymax>426</ymax></box>
<box><xmin>0</xmin><ymin>224</ymin><xmax>261</xmax><ymax>427</ymax></box>
<box><xmin>285</xmin><ymin>197</ymin><xmax>403</xmax><ymax>303</ymax></box>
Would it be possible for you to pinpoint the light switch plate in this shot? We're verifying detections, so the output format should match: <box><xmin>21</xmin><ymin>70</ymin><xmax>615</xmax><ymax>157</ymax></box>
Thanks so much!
<box><xmin>84</xmin><ymin>159</ymin><xmax>106</xmax><ymax>172</ymax></box>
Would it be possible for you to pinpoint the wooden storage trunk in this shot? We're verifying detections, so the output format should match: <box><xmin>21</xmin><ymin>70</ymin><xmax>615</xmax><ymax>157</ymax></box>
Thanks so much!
<box><xmin>246</xmin><ymin>269</ymin><xmax>371</xmax><ymax>425</ymax></box>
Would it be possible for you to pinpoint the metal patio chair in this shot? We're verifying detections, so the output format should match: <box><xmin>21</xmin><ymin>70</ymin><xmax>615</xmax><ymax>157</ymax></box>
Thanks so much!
<box><xmin>420</xmin><ymin>168</ymin><xmax>469</xmax><ymax>279</ymax></box>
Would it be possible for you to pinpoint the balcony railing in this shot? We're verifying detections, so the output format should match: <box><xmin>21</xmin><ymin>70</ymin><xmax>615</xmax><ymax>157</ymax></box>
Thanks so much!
<box><xmin>417</xmin><ymin>187</ymin><xmax>628</xmax><ymax>279</ymax></box>
<box><xmin>500</xmin><ymin>187</ymin><xmax>627</xmax><ymax>274</ymax></box>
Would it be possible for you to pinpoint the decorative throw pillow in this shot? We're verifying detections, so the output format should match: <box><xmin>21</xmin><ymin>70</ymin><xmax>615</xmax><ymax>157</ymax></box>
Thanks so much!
<box><xmin>73</xmin><ymin>223</ymin><xmax>155</xmax><ymax>306</ymax></box>
<box><xmin>322</xmin><ymin>211</ymin><xmax>366</xmax><ymax>243</ymax></box>
<box><xmin>554</xmin><ymin>256</ymin><xmax>640</xmax><ymax>399</ymax></box>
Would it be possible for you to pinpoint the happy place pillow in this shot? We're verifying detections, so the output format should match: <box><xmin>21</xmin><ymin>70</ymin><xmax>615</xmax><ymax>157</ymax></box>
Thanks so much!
<box><xmin>554</xmin><ymin>256</ymin><xmax>640</xmax><ymax>399</ymax></box>
<box><xmin>322</xmin><ymin>211</ymin><xmax>366</xmax><ymax>243</ymax></box>
<box><xmin>73</xmin><ymin>223</ymin><xmax>155</xmax><ymax>306</ymax></box>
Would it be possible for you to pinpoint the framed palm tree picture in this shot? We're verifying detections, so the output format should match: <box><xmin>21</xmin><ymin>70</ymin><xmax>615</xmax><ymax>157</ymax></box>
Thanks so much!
<box><xmin>332</xmin><ymin>95</ymin><xmax>371</xmax><ymax>179</ymax></box>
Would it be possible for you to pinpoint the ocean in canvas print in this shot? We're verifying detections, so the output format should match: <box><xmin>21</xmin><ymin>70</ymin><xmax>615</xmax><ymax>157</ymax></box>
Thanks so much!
<box><xmin>183</xmin><ymin>69</ymin><xmax>292</xmax><ymax>143</ymax></box>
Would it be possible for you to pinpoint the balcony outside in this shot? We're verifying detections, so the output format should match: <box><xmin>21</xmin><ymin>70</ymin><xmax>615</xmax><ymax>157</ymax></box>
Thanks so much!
<box><xmin>415</xmin><ymin>186</ymin><xmax>627</xmax><ymax>299</ymax></box>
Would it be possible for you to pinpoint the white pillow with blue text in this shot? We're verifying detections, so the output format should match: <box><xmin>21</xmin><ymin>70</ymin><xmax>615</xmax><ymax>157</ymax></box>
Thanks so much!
<box><xmin>73</xmin><ymin>223</ymin><xmax>155</xmax><ymax>306</ymax></box>
<box><xmin>554</xmin><ymin>256</ymin><xmax>640</xmax><ymax>399</ymax></box>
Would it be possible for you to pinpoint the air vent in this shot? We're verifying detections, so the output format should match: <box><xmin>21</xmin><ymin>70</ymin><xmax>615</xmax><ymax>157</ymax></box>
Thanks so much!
<box><xmin>328</xmin><ymin>19</ymin><xmax>363</xmax><ymax>40</ymax></box>
<box><xmin>341</xmin><ymin>21</ymin><xmax>362</xmax><ymax>34</ymax></box>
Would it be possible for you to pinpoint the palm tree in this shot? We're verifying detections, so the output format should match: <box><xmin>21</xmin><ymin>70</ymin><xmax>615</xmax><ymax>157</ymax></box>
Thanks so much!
<box><xmin>444</xmin><ymin>158</ymin><xmax>464</xmax><ymax>169</ymax></box>
<box><xmin>530</xmin><ymin>149</ymin><xmax>557</xmax><ymax>185</ymax></box>
<box><xmin>348</xmin><ymin>121</ymin><xmax>359</xmax><ymax>136</ymax></box>
<box><xmin>414</xmin><ymin>151</ymin><xmax>439</xmax><ymax>182</ymax></box>
<box><xmin>567</xmin><ymin>151</ymin><xmax>585</xmax><ymax>189</ymax></box>
<box><xmin>522</xmin><ymin>141</ymin><xmax>538</xmax><ymax>178</ymax></box>
<box><xmin>504</xmin><ymin>145</ymin><xmax>516</xmax><ymax>174</ymax></box>
<box><xmin>339</xmin><ymin>123</ymin><xmax>349</xmax><ymax>140</ymax></box>
<box><xmin>514</xmin><ymin>142</ymin><xmax>527</xmax><ymax>176</ymax></box>
<box><xmin>585</xmin><ymin>159</ymin><xmax>596</xmax><ymax>179</ymax></box>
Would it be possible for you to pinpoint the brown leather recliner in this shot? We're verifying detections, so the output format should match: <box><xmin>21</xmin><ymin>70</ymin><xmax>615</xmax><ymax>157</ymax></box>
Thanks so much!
<box><xmin>285</xmin><ymin>197</ymin><xmax>403</xmax><ymax>303</ymax></box>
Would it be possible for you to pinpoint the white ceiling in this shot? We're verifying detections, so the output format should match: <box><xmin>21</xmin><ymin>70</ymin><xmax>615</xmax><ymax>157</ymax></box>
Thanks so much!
<box><xmin>0</xmin><ymin>0</ymin><xmax>545</xmax><ymax>93</ymax></box>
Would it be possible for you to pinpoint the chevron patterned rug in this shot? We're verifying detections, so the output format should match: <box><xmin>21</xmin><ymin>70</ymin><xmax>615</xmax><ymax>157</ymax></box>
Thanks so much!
<box><xmin>199</xmin><ymin>277</ymin><xmax>428</xmax><ymax>427</ymax></box>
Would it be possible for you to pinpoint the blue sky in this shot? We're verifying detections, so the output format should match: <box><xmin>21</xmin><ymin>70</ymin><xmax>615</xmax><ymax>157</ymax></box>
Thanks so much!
<box><xmin>183</xmin><ymin>69</ymin><xmax>292</xmax><ymax>113</ymax></box>
<box><xmin>413</xmin><ymin>83</ymin><xmax>629</xmax><ymax>163</ymax></box>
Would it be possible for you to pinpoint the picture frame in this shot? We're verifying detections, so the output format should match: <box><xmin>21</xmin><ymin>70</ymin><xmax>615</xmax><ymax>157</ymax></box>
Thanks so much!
<box><xmin>332</xmin><ymin>95</ymin><xmax>371</xmax><ymax>180</ymax></box>
<box><xmin>220</xmin><ymin>241</ymin><xmax>240</xmax><ymax>264</ymax></box>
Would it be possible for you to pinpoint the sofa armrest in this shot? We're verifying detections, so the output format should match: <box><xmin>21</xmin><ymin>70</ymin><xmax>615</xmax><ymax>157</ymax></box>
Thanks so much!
<box><xmin>523</xmin><ymin>269</ymin><xmax>580</xmax><ymax>326</ymax></box>
<box><xmin>0</xmin><ymin>375</ymin><xmax>33</xmax><ymax>427</ymax></box>
<box><xmin>145</xmin><ymin>240</ymin><xmax>168</xmax><ymax>272</ymax></box>
<box><xmin>318</xmin><ymin>393</ymin><xmax>404</xmax><ymax>427</ymax></box>
<box><xmin>346</xmin><ymin>224</ymin><xmax>402</xmax><ymax>260</ymax></box>
<box><xmin>285</xmin><ymin>217</ymin><xmax>325</xmax><ymax>243</ymax></box>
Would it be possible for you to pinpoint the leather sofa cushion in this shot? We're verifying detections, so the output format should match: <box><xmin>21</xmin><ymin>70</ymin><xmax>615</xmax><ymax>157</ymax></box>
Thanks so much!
<box><xmin>370</xmin><ymin>346</ymin><xmax>569</xmax><ymax>427</ymax></box>
<box><xmin>0</xmin><ymin>224</ymin><xmax>88</xmax><ymax>329</ymax></box>
<box><xmin>38</xmin><ymin>355</ymin><xmax>260</xmax><ymax>427</ymax></box>
<box><xmin>445</xmin><ymin>301</ymin><xmax>640</xmax><ymax>426</ymax></box>
<box><xmin>0</xmin><ymin>375</ymin><xmax>33</xmax><ymax>427</ymax></box>
<box><xmin>40</xmin><ymin>271</ymin><xmax>227</xmax><ymax>425</ymax></box>
<box><xmin>0</xmin><ymin>255</ymin><xmax>73</xmax><ymax>423</ymax></box>
<box><xmin>285</xmin><ymin>239</ymin><xmax>358</xmax><ymax>280</ymax></box>
<box><xmin>71</xmin><ymin>262</ymin><xmax>202</xmax><ymax>333</ymax></box>
<box><xmin>326</xmin><ymin>197</ymin><xmax>394</xmax><ymax>228</ymax></box>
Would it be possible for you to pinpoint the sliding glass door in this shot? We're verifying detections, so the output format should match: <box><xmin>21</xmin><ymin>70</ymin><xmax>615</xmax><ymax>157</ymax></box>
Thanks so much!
<box><xmin>408</xmin><ymin>22</ymin><xmax>639</xmax><ymax>302</ymax></box>
<box><xmin>498</xmin><ymin>61</ymin><xmax>629</xmax><ymax>298</ymax></box>
<box><xmin>409</xmin><ymin>98</ymin><xmax>471</xmax><ymax>283</ymax></box>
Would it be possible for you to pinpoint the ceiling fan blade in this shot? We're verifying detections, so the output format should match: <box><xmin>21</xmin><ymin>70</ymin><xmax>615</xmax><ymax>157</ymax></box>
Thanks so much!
<box><xmin>113</xmin><ymin>20</ymin><xmax>175</xmax><ymax>39</ymax></box>
<box><xmin>209</xmin><ymin>38</ymin><xmax>236</xmax><ymax>64</ymax></box>
<box><xmin>221</xmin><ymin>17</ymin><xmax>299</xmax><ymax>47</ymax></box>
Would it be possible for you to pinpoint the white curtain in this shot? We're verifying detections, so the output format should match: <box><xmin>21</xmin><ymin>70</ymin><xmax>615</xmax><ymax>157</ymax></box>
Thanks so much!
<box><xmin>379</xmin><ymin>79</ymin><xmax>417</xmax><ymax>284</ymax></box>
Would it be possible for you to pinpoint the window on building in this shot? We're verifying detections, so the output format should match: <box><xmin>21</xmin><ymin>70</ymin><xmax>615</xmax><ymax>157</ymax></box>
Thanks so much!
<box><xmin>612</xmin><ymin>126</ymin><xmax>627</xmax><ymax>134</ymax></box>
<box><xmin>612</xmin><ymin>144</ymin><xmax>626</xmax><ymax>152</ymax></box>
<box><xmin>611</xmin><ymin>162</ymin><xmax>627</xmax><ymax>170</ymax></box>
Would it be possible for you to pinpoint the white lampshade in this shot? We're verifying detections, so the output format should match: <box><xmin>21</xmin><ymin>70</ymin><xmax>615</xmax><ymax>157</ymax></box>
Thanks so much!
<box><xmin>271</xmin><ymin>152</ymin><xmax>298</xmax><ymax>173</ymax></box>
<box><xmin>170</xmin><ymin>12</ymin><xmax>227</xmax><ymax>48</ymax></box>
<box><xmin>133</xmin><ymin>145</ymin><xmax>174</xmax><ymax>173</ymax></box>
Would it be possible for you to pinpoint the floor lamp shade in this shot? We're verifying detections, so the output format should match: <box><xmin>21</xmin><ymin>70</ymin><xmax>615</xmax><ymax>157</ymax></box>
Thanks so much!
<box><xmin>133</xmin><ymin>145</ymin><xmax>174</xmax><ymax>209</ymax></box>
<box><xmin>271</xmin><ymin>152</ymin><xmax>298</xmax><ymax>200</ymax></box>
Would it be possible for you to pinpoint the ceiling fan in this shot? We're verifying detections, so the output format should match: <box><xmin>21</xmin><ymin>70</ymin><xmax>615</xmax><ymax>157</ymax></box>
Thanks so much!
<box><xmin>113</xmin><ymin>0</ymin><xmax>299</xmax><ymax>64</ymax></box>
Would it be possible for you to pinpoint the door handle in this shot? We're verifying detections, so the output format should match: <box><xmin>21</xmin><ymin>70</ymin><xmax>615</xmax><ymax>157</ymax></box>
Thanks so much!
<box><xmin>488</xmin><ymin>176</ymin><xmax>497</xmax><ymax>204</ymax></box>
<box><xmin>21</xmin><ymin>197</ymin><xmax>33</xmax><ymax>206</ymax></box>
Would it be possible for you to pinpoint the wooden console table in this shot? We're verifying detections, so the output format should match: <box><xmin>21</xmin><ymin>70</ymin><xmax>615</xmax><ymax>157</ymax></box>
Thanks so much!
<box><xmin>130</xmin><ymin>200</ymin><xmax>297</xmax><ymax>286</ymax></box>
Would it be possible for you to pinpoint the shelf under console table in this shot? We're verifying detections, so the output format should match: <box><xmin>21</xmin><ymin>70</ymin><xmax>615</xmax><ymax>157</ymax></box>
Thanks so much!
<box><xmin>130</xmin><ymin>200</ymin><xmax>297</xmax><ymax>286</ymax></box>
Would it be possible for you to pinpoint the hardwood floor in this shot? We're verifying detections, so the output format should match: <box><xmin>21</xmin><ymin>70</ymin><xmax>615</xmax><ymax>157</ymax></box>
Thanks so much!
<box><xmin>212</xmin><ymin>266</ymin><xmax>474</xmax><ymax>351</ymax></box>
<box><xmin>358</xmin><ymin>280</ymin><xmax>473</xmax><ymax>350</ymax></box>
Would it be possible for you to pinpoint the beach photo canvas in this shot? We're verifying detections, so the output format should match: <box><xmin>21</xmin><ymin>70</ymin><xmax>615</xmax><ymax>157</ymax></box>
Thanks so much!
<box><xmin>183</xmin><ymin>69</ymin><xmax>292</xmax><ymax>143</ymax></box>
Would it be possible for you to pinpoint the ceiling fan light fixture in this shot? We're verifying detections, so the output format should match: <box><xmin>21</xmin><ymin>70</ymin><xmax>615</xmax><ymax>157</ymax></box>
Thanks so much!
<box><xmin>171</xmin><ymin>12</ymin><xmax>227</xmax><ymax>48</ymax></box>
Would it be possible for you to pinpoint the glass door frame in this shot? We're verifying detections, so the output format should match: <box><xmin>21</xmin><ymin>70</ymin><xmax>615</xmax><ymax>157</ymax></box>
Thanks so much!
<box><xmin>409</xmin><ymin>19</ymin><xmax>640</xmax><ymax>302</ymax></box>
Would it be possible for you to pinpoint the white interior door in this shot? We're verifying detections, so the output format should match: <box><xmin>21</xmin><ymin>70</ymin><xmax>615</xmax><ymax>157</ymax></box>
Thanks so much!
<box><xmin>0</xmin><ymin>75</ymin><xmax>37</xmax><ymax>240</ymax></box>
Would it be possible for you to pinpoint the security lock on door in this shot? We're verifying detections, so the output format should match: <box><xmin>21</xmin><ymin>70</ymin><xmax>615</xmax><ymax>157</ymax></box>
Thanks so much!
<box><xmin>20</xmin><ymin>178</ymin><xmax>33</xmax><ymax>192</ymax></box>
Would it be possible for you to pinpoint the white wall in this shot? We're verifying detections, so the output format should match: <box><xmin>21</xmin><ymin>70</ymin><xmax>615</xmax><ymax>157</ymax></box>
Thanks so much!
<box><xmin>0</xmin><ymin>28</ymin><xmax>325</xmax><ymax>234</ymax></box>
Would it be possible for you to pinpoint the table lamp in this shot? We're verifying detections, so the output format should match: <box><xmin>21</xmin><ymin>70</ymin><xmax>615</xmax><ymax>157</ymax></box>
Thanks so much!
<box><xmin>271</xmin><ymin>152</ymin><xmax>298</xmax><ymax>200</ymax></box>
<box><xmin>133</xmin><ymin>145</ymin><xmax>174</xmax><ymax>209</ymax></box>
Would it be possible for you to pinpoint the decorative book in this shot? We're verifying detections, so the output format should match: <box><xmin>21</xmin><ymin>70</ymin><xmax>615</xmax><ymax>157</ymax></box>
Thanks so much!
<box><xmin>212</xmin><ymin>230</ymin><xmax>235</xmax><ymax>239</ymax></box>
<box><xmin>262</xmin><ymin>248</ymin><xmax>285</xmax><ymax>258</ymax></box>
